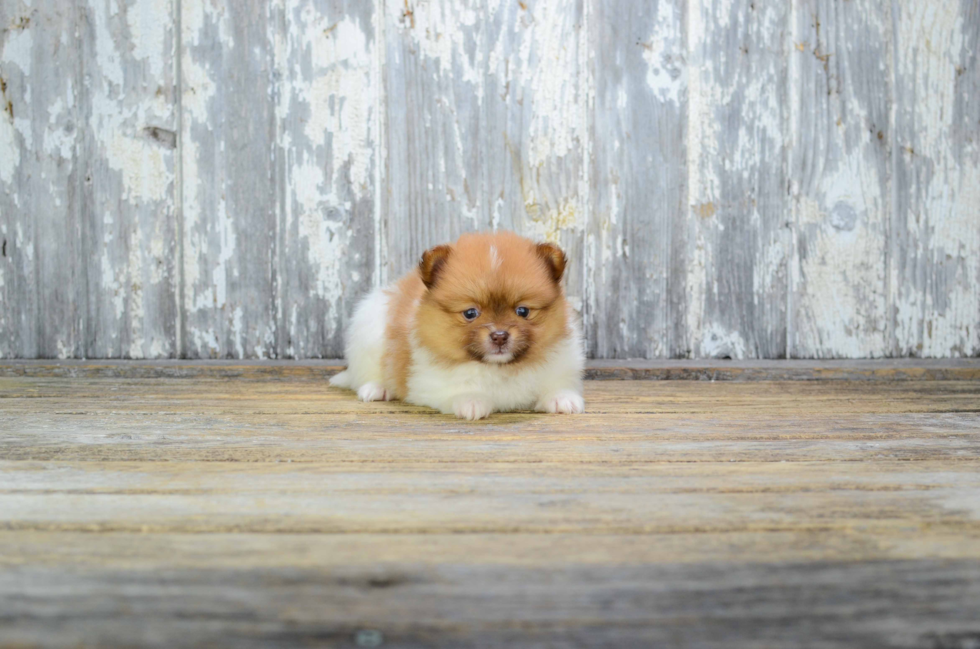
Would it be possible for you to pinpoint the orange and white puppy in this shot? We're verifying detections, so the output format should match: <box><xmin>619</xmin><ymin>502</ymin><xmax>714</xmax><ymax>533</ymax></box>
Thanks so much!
<box><xmin>330</xmin><ymin>231</ymin><xmax>585</xmax><ymax>420</ymax></box>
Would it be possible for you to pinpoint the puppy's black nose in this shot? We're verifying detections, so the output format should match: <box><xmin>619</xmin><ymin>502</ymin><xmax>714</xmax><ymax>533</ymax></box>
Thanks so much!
<box><xmin>490</xmin><ymin>330</ymin><xmax>509</xmax><ymax>346</ymax></box>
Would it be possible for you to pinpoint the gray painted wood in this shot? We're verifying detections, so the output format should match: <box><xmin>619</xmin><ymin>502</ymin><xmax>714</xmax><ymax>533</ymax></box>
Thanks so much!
<box><xmin>590</xmin><ymin>0</ymin><xmax>688</xmax><ymax>358</ymax></box>
<box><xmin>891</xmin><ymin>0</ymin><xmax>980</xmax><ymax>359</ymax></box>
<box><xmin>1</xmin><ymin>0</ymin><xmax>978</xmax><ymax>359</ymax></box>
<box><xmin>78</xmin><ymin>0</ymin><xmax>178</xmax><ymax>358</ymax></box>
<box><xmin>180</xmin><ymin>0</ymin><xmax>278</xmax><ymax>358</ymax></box>
<box><xmin>789</xmin><ymin>0</ymin><xmax>891</xmax><ymax>358</ymax></box>
<box><xmin>382</xmin><ymin>0</ymin><xmax>488</xmax><ymax>279</ymax></box>
<box><xmin>687</xmin><ymin>0</ymin><xmax>791</xmax><ymax>359</ymax></box>
<box><xmin>483</xmin><ymin>0</ymin><xmax>587</xmax><ymax>318</ymax></box>
<box><xmin>274</xmin><ymin>0</ymin><xmax>378</xmax><ymax>358</ymax></box>
<box><xmin>0</xmin><ymin>3</ymin><xmax>81</xmax><ymax>358</ymax></box>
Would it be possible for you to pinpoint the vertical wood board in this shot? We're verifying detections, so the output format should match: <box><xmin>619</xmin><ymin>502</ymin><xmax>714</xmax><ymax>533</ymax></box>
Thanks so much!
<box><xmin>180</xmin><ymin>0</ymin><xmax>278</xmax><ymax>358</ymax></box>
<box><xmin>0</xmin><ymin>3</ymin><xmax>82</xmax><ymax>359</ymax></box>
<box><xmin>789</xmin><ymin>0</ymin><xmax>891</xmax><ymax>359</ymax></box>
<box><xmin>686</xmin><ymin>0</ymin><xmax>791</xmax><ymax>359</ymax></box>
<box><xmin>78</xmin><ymin>0</ymin><xmax>178</xmax><ymax>359</ymax></box>
<box><xmin>382</xmin><ymin>0</ymin><xmax>489</xmax><ymax>279</ymax></box>
<box><xmin>275</xmin><ymin>0</ymin><xmax>378</xmax><ymax>358</ymax></box>
<box><xmin>483</xmin><ymin>0</ymin><xmax>588</xmax><ymax>318</ymax></box>
<box><xmin>591</xmin><ymin>0</ymin><xmax>688</xmax><ymax>358</ymax></box>
<box><xmin>891</xmin><ymin>0</ymin><xmax>980</xmax><ymax>358</ymax></box>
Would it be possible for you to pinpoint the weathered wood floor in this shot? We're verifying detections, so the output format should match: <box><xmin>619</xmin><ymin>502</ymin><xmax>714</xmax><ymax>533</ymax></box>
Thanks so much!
<box><xmin>1</xmin><ymin>364</ymin><xmax>979</xmax><ymax>648</ymax></box>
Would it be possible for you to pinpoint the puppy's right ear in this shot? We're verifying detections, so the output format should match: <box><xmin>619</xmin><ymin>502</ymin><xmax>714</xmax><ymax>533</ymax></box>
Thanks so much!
<box><xmin>419</xmin><ymin>244</ymin><xmax>453</xmax><ymax>290</ymax></box>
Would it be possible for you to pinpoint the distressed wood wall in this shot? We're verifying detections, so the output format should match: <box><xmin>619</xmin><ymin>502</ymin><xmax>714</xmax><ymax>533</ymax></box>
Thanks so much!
<box><xmin>1</xmin><ymin>0</ymin><xmax>977</xmax><ymax>359</ymax></box>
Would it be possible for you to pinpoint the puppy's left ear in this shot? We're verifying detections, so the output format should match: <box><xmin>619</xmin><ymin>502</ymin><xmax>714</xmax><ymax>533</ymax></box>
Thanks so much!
<box><xmin>419</xmin><ymin>244</ymin><xmax>453</xmax><ymax>289</ymax></box>
<box><xmin>535</xmin><ymin>242</ymin><xmax>567</xmax><ymax>283</ymax></box>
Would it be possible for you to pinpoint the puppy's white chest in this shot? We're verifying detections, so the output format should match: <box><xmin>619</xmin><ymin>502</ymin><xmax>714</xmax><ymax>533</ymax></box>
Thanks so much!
<box><xmin>406</xmin><ymin>345</ymin><xmax>540</xmax><ymax>413</ymax></box>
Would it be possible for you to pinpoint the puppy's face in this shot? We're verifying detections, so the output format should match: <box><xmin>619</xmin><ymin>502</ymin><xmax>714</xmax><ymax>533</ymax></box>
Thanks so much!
<box><xmin>415</xmin><ymin>232</ymin><xmax>569</xmax><ymax>366</ymax></box>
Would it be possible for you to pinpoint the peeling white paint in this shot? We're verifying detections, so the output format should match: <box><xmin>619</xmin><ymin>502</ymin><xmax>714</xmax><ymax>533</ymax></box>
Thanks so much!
<box><xmin>1</xmin><ymin>24</ymin><xmax>33</xmax><ymax>76</ymax></box>
<box><xmin>92</xmin><ymin>0</ymin><xmax>125</xmax><ymax>90</ymax></box>
<box><xmin>406</xmin><ymin>0</ymin><xmax>482</xmax><ymax>94</ymax></box>
<box><xmin>105</xmin><ymin>133</ymin><xmax>169</xmax><ymax>202</ymax></box>
<box><xmin>231</xmin><ymin>306</ymin><xmax>244</xmax><ymax>358</ymax></box>
<box><xmin>301</xmin><ymin>17</ymin><xmax>374</xmax><ymax>197</ymax></box>
<box><xmin>0</xmin><ymin>26</ymin><xmax>32</xmax><ymax>185</ymax></box>
<box><xmin>685</xmin><ymin>0</ymin><xmax>707</xmax><ymax>351</ymax></box>
<box><xmin>700</xmin><ymin>323</ymin><xmax>747</xmax><ymax>359</ymax></box>
<box><xmin>180</xmin><ymin>141</ymin><xmax>204</xmax><ymax>306</ymax></box>
<box><xmin>181</xmin><ymin>0</ymin><xmax>228</xmax><ymax>322</ymax></box>
<box><xmin>518</xmin><ymin>1</ymin><xmax>582</xmax><ymax>167</ymax></box>
<box><xmin>892</xmin><ymin>0</ymin><xmax>980</xmax><ymax>357</ymax></box>
<box><xmin>293</xmin><ymin>161</ymin><xmax>345</xmax><ymax>304</ymax></box>
<box><xmin>127</xmin><ymin>0</ymin><xmax>170</xmax><ymax>78</ymax></box>
<box><xmin>181</xmin><ymin>0</ymin><xmax>228</xmax><ymax>122</ymax></box>
<box><xmin>4</xmin><ymin>0</ymin><xmax>977</xmax><ymax>361</ymax></box>
<box><xmin>795</xmin><ymin>145</ymin><xmax>888</xmax><ymax>357</ymax></box>
<box><xmin>0</xmin><ymin>114</ymin><xmax>17</xmax><ymax>185</ymax></box>
<box><xmin>275</xmin><ymin>2</ymin><xmax>378</xmax><ymax>353</ymax></box>
<box><xmin>126</xmin><ymin>224</ymin><xmax>145</xmax><ymax>358</ymax></box>
<box><xmin>641</xmin><ymin>0</ymin><xmax>685</xmax><ymax>104</ymax></box>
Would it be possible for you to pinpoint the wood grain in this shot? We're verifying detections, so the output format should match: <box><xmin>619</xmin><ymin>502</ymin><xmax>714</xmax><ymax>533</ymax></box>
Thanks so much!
<box><xmin>790</xmin><ymin>0</ymin><xmax>891</xmax><ymax>358</ymax></box>
<box><xmin>2</xmin><ymin>1</ymin><xmax>979</xmax><ymax>361</ymax></box>
<box><xmin>180</xmin><ymin>0</ymin><xmax>278</xmax><ymax>358</ymax></box>
<box><xmin>687</xmin><ymin>0</ymin><xmax>790</xmax><ymax>359</ymax></box>
<box><xmin>275</xmin><ymin>0</ymin><xmax>379</xmax><ymax>359</ymax></box>
<box><xmin>382</xmin><ymin>0</ymin><xmax>488</xmax><ymax>279</ymax></box>
<box><xmin>590</xmin><ymin>0</ymin><xmax>687</xmax><ymax>358</ymax></box>
<box><xmin>78</xmin><ymin>0</ymin><xmax>179</xmax><ymax>359</ymax></box>
<box><xmin>0</xmin><ymin>3</ymin><xmax>81</xmax><ymax>358</ymax></box>
<box><xmin>2</xmin><ymin>555</ymin><xmax>977</xmax><ymax>648</ymax></box>
<box><xmin>891</xmin><ymin>0</ymin><xmax>980</xmax><ymax>358</ymax></box>
<box><xmin>0</xmin><ymin>373</ymin><xmax>979</xmax><ymax>646</ymax></box>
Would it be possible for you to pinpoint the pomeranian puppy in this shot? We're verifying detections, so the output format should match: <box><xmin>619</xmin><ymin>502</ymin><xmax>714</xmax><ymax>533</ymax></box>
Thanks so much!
<box><xmin>330</xmin><ymin>231</ymin><xmax>585</xmax><ymax>420</ymax></box>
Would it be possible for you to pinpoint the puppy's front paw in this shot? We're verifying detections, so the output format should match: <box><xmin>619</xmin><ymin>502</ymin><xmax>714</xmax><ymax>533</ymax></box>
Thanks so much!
<box><xmin>453</xmin><ymin>396</ymin><xmax>493</xmax><ymax>421</ymax></box>
<box><xmin>357</xmin><ymin>382</ymin><xmax>394</xmax><ymax>402</ymax></box>
<box><xmin>537</xmin><ymin>390</ymin><xmax>585</xmax><ymax>414</ymax></box>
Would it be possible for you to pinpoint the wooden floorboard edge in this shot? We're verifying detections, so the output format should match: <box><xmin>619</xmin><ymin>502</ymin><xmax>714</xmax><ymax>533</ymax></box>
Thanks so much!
<box><xmin>0</xmin><ymin>359</ymin><xmax>978</xmax><ymax>381</ymax></box>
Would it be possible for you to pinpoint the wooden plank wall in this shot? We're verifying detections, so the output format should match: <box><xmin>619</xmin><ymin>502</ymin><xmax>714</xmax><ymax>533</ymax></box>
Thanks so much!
<box><xmin>1</xmin><ymin>0</ymin><xmax>977</xmax><ymax>360</ymax></box>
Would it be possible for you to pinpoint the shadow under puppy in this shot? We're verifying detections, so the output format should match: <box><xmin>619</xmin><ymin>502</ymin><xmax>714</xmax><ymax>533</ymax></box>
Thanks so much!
<box><xmin>330</xmin><ymin>231</ymin><xmax>585</xmax><ymax>420</ymax></box>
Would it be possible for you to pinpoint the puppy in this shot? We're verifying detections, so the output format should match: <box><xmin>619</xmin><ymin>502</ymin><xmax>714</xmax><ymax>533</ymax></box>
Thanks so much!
<box><xmin>330</xmin><ymin>231</ymin><xmax>585</xmax><ymax>420</ymax></box>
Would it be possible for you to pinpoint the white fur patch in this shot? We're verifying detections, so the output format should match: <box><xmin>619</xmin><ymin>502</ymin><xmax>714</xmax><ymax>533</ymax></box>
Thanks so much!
<box><xmin>335</xmin><ymin>288</ymin><xmax>389</xmax><ymax>392</ymax></box>
<box><xmin>489</xmin><ymin>245</ymin><xmax>501</xmax><ymax>271</ymax></box>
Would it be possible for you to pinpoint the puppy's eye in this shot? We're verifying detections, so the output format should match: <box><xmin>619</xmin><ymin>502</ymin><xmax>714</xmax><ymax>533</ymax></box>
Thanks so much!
<box><xmin>463</xmin><ymin>308</ymin><xmax>480</xmax><ymax>321</ymax></box>
<box><xmin>516</xmin><ymin>306</ymin><xmax>530</xmax><ymax>318</ymax></box>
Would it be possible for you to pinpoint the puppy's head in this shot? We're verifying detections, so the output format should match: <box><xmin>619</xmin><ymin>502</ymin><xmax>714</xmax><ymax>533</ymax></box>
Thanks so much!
<box><xmin>416</xmin><ymin>232</ymin><xmax>569</xmax><ymax>366</ymax></box>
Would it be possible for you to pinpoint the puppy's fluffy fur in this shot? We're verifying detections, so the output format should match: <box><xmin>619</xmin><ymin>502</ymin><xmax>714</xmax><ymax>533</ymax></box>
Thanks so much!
<box><xmin>330</xmin><ymin>231</ymin><xmax>585</xmax><ymax>420</ymax></box>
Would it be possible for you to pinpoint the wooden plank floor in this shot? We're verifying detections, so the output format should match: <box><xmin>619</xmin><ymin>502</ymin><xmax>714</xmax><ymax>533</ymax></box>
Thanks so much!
<box><xmin>1</xmin><ymin>366</ymin><xmax>979</xmax><ymax>648</ymax></box>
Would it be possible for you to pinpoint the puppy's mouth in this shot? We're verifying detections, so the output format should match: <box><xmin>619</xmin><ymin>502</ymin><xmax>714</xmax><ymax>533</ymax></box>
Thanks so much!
<box><xmin>479</xmin><ymin>339</ymin><xmax>528</xmax><ymax>365</ymax></box>
<box><xmin>483</xmin><ymin>348</ymin><xmax>515</xmax><ymax>364</ymax></box>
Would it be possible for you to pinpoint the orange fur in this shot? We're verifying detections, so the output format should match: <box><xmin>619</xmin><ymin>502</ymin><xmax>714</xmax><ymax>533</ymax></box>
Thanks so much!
<box><xmin>383</xmin><ymin>272</ymin><xmax>426</xmax><ymax>398</ymax></box>
<box><xmin>382</xmin><ymin>231</ymin><xmax>570</xmax><ymax>398</ymax></box>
